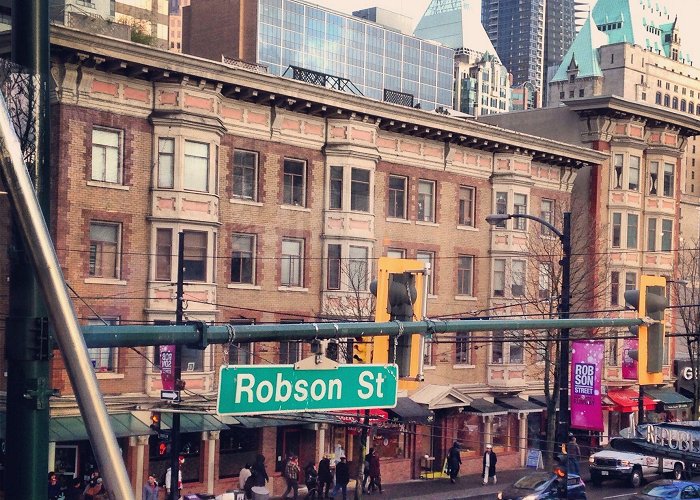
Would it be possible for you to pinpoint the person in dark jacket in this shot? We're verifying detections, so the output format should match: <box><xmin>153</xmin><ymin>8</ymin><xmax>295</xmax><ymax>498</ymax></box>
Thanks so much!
<box><xmin>482</xmin><ymin>444</ymin><xmax>497</xmax><ymax>485</ymax></box>
<box><xmin>362</xmin><ymin>449</ymin><xmax>373</xmax><ymax>494</ymax></box>
<box><xmin>282</xmin><ymin>455</ymin><xmax>300</xmax><ymax>500</ymax></box>
<box><xmin>252</xmin><ymin>454</ymin><xmax>270</xmax><ymax>487</ymax></box>
<box><xmin>567</xmin><ymin>435</ymin><xmax>581</xmax><ymax>475</ymax></box>
<box><xmin>304</xmin><ymin>461</ymin><xmax>319</xmax><ymax>499</ymax></box>
<box><xmin>368</xmin><ymin>449</ymin><xmax>383</xmax><ymax>494</ymax></box>
<box><xmin>330</xmin><ymin>456</ymin><xmax>349</xmax><ymax>500</ymax></box>
<box><xmin>64</xmin><ymin>477</ymin><xmax>83</xmax><ymax>500</ymax></box>
<box><xmin>318</xmin><ymin>455</ymin><xmax>333</xmax><ymax>498</ymax></box>
<box><xmin>447</xmin><ymin>441</ymin><xmax>462</xmax><ymax>484</ymax></box>
<box><xmin>48</xmin><ymin>472</ymin><xmax>63</xmax><ymax>500</ymax></box>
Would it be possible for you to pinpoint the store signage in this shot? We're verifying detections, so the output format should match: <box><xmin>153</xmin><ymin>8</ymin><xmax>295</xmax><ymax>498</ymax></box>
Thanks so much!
<box><xmin>159</xmin><ymin>345</ymin><xmax>176</xmax><ymax>391</ymax></box>
<box><xmin>645</xmin><ymin>423</ymin><xmax>700</xmax><ymax>453</ymax></box>
<box><xmin>217</xmin><ymin>364</ymin><xmax>398</xmax><ymax>416</ymax></box>
<box><xmin>570</xmin><ymin>341</ymin><xmax>604</xmax><ymax>431</ymax></box>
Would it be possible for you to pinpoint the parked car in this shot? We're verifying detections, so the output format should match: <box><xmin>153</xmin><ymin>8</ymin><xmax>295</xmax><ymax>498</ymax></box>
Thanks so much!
<box><xmin>497</xmin><ymin>471</ymin><xmax>587</xmax><ymax>500</ymax></box>
<box><xmin>629</xmin><ymin>480</ymin><xmax>700</xmax><ymax>500</ymax></box>
<box><xmin>589</xmin><ymin>446</ymin><xmax>686</xmax><ymax>487</ymax></box>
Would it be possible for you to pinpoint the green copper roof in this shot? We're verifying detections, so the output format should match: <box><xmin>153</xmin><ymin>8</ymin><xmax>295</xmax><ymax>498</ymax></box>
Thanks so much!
<box><xmin>552</xmin><ymin>12</ymin><xmax>607</xmax><ymax>82</ymax></box>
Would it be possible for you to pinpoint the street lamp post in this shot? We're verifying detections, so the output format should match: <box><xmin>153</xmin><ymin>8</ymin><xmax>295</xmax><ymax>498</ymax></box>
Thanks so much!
<box><xmin>486</xmin><ymin>212</ymin><xmax>572</xmax><ymax>488</ymax></box>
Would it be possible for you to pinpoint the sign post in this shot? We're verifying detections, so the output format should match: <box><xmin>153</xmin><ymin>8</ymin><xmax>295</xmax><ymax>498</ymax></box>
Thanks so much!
<box><xmin>217</xmin><ymin>362</ymin><xmax>398</xmax><ymax>415</ymax></box>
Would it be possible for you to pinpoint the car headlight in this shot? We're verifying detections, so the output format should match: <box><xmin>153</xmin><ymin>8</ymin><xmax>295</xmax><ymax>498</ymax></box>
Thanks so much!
<box><xmin>589</xmin><ymin>456</ymin><xmax>595</xmax><ymax>464</ymax></box>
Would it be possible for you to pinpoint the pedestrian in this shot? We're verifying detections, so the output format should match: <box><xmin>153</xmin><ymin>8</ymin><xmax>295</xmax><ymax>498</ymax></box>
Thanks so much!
<box><xmin>362</xmin><ymin>449</ymin><xmax>373</xmax><ymax>494</ymax></box>
<box><xmin>447</xmin><ymin>441</ymin><xmax>462</xmax><ymax>484</ymax></box>
<box><xmin>252</xmin><ymin>454</ymin><xmax>270</xmax><ymax>487</ymax></box>
<box><xmin>282</xmin><ymin>455</ymin><xmax>301</xmax><ymax>500</ymax></box>
<box><xmin>482</xmin><ymin>444</ymin><xmax>497</xmax><ymax>485</ymax></box>
<box><xmin>64</xmin><ymin>477</ymin><xmax>83</xmax><ymax>500</ymax></box>
<box><xmin>239</xmin><ymin>463</ymin><xmax>252</xmax><ymax>491</ymax></box>
<box><xmin>318</xmin><ymin>454</ymin><xmax>333</xmax><ymax>498</ymax></box>
<box><xmin>368</xmin><ymin>448</ymin><xmax>383</xmax><ymax>494</ymax></box>
<box><xmin>568</xmin><ymin>435</ymin><xmax>581</xmax><ymax>475</ymax></box>
<box><xmin>48</xmin><ymin>471</ymin><xmax>63</xmax><ymax>500</ymax></box>
<box><xmin>330</xmin><ymin>455</ymin><xmax>349</xmax><ymax>500</ymax></box>
<box><xmin>84</xmin><ymin>475</ymin><xmax>107</xmax><ymax>500</ymax></box>
<box><xmin>164</xmin><ymin>456</ymin><xmax>184</xmax><ymax>499</ymax></box>
<box><xmin>142</xmin><ymin>473</ymin><xmax>159</xmax><ymax>500</ymax></box>
<box><xmin>304</xmin><ymin>461</ymin><xmax>319</xmax><ymax>499</ymax></box>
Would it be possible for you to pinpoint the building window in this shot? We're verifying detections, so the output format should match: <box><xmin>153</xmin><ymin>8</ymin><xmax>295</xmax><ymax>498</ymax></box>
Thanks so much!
<box><xmin>655</xmin><ymin>92</ymin><xmax>662</xmax><ymax>104</ymax></box>
<box><xmin>387</xmin><ymin>175</ymin><xmax>407</xmax><ymax>219</ymax></box>
<box><xmin>91</xmin><ymin>128</ymin><xmax>122</xmax><ymax>184</ymax></box>
<box><xmin>491</xmin><ymin>331</ymin><xmax>504</xmax><ymax>364</ymax></box>
<box><xmin>540</xmin><ymin>199</ymin><xmax>554</xmax><ymax>235</ymax></box>
<box><xmin>628</xmin><ymin>156</ymin><xmax>640</xmax><ymax>191</ymax></box>
<box><xmin>87</xmin><ymin>318</ymin><xmax>118</xmax><ymax>371</ymax></box>
<box><xmin>88</xmin><ymin>222</ymin><xmax>120</xmax><ymax>279</ymax></box>
<box><xmin>649</xmin><ymin>161</ymin><xmax>659</xmax><ymax>195</ymax></box>
<box><xmin>158</xmin><ymin>138</ymin><xmax>175</xmax><ymax>188</ymax></box>
<box><xmin>348</xmin><ymin>246</ymin><xmax>368</xmax><ymax>291</ymax></box>
<box><xmin>664</xmin><ymin>94</ymin><xmax>670</xmax><ymax>107</ymax></box>
<box><xmin>661</xmin><ymin>219</ymin><xmax>673</xmax><ymax>251</ymax></box>
<box><xmin>663</xmin><ymin>163</ymin><xmax>675</xmax><ymax>197</ymax></box>
<box><xmin>228</xmin><ymin>319</ymin><xmax>255</xmax><ymax>365</ymax></box>
<box><xmin>513</xmin><ymin>194</ymin><xmax>527</xmax><ymax>230</ymax></box>
<box><xmin>417</xmin><ymin>180</ymin><xmax>436</xmax><ymax>222</ymax></box>
<box><xmin>673</xmin><ymin>97</ymin><xmax>679</xmax><ymax>109</ymax></box>
<box><xmin>281</xmin><ymin>238</ymin><xmax>304</xmax><ymax>287</ymax></box>
<box><xmin>493</xmin><ymin>259</ymin><xmax>505</xmax><ymax>297</ymax></box>
<box><xmin>327</xmin><ymin>244</ymin><xmax>341</xmax><ymax>290</ymax></box>
<box><xmin>350</xmin><ymin>168</ymin><xmax>370</xmax><ymax>212</ymax></box>
<box><xmin>457</xmin><ymin>255</ymin><xmax>474</xmax><ymax>296</ymax></box>
<box><xmin>539</xmin><ymin>263</ymin><xmax>552</xmax><ymax>299</ymax></box>
<box><xmin>329</xmin><ymin>166</ymin><xmax>343</xmax><ymax>210</ymax></box>
<box><xmin>511</xmin><ymin>260</ymin><xmax>525</xmax><ymax>297</ymax></box>
<box><xmin>416</xmin><ymin>251</ymin><xmax>435</xmax><ymax>295</ymax></box>
<box><xmin>458</xmin><ymin>186</ymin><xmax>475</xmax><ymax>227</ymax></box>
<box><xmin>610</xmin><ymin>271</ymin><xmax>620</xmax><ymax>306</ymax></box>
<box><xmin>613</xmin><ymin>154</ymin><xmax>623</xmax><ymax>189</ymax></box>
<box><xmin>183</xmin><ymin>231</ymin><xmax>208</xmax><ymax>281</ymax></box>
<box><xmin>233</xmin><ymin>150</ymin><xmax>258</xmax><ymax>201</ymax></box>
<box><xmin>155</xmin><ymin>228</ymin><xmax>172</xmax><ymax>281</ymax></box>
<box><xmin>495</xmin><ymin>192</ymin><xmax>508</xmax><ymax>228</ymax></box>
<box><xmin>184</xmin><ymin>140</ymin><xmax>209</xmax><ymax>192</ymax></box>
<box><xmin>279</xmin><ymin>341</ymin><xmax>301</xmax><ymax>364</ymax></box>
<box><xmin>509</xmin><ymin>331</ymin><xmax>524</xmax><ymax>364</ymax></box>
<box><xmin>231</xmin><ymin>233</ymin><xmax>255</xmax><ymax>284</ymax></box>
<box><xmin>423</xmin><ymin>339</ymin><xmax>433</xmax><ymax>366</ymax></box>
<box><xmin>612</xmin><ymin>212</ymin><xmax>622</xmax><ymax>248</ymax></box>
<box><xmin>647</xmin><ymin>218</ymin><xmax>657</xmax><ymax>252</ymax></box>
<box><xmin>625</xmin><ymin>272</ymin><xmax>637</xmax><ymax>293</ymax></box>
<box><xmin>455</xmin><ymin>332</ymin><xmax>471</xmax><ymax>365</ymax></box>
<box><xmin>283</xmin><ymin>159</ymin><xmax>306</xmax><ymax>206</ymax></box>
<box><xmin>386</xmin><ymin>248</ymin><xmax>405</xmax><ymax>259</ymax></box>
<box><xmin>626</xmin><ymin>214</ymin><xmax>638</xmax><ymax>249</ymax></box>
<box><xmin>608</xmin><ymin>337</ymin><xmax>619</xmax><ymax>366</ymax></box>
<box><xmin>578</xmin><ymin>89</ymin><xmax>584</xmax><ymax>97</ymax></box>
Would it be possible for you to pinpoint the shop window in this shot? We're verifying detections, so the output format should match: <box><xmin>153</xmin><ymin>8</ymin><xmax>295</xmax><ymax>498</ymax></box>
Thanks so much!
<box><xmin>453</xmin><ymin>414</ymin><xmax>481</xmax><ymax>454</ymax></box>
<box><xmin>219</xmin><ymin>428</ymin><xmax>260</xmax><ymax>478</ymax></box>
<box><xmin>275</xmin><ymin>428</ymin><xmax>301</xmax><ymax>472</ymax></box>
<box><xmin>491</xmin><ymin>415</ymin><xmax>512</xmax><ymax>449</ymax></box>
<box><xmin>372</xmin><ymin>426</ymin><xmax>407</xmax><ymax>459</ymax></box>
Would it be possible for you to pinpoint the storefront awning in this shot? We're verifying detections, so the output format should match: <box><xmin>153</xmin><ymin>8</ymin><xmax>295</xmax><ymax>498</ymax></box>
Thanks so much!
<box><xmin>465</xmin><ymin>398</ymin><xmax>508</xmax><ymax>416</ymax></box>
<box><xmin>336</xmin><ymin>409</ymin><xmax>389</xmax><ymax>425</ymax></box>
<box><xmin>386</xmin><ymin>398</ymin><xmax>433</xmax><ymax>424</ymax></box>
<box><xmin>529</xmin><ymin>395</ymin><xmax>559</xmax><ymax>410</ymax></box>
<box><xmin>50</xmin><ymin>413</ymin><xmax>153</xmax><ymax>442</ymax></box>
<box><xmin>605</xmin><ymin>389</ymin><xmax>655</xmax><ymax>413</ymax></box>
<box><xmin>643</xmin><ymin>388</ymin><xmax>693</xmax><ymax>410</ymax></box>
<box><xmin>161</xmin><ymin>413</ymin><xmax>229</xmax><ymax>433</ymax></box>
<box><xmin>496</xmin><ymin>397</ymin><xmax>544</xmax><ymax>413</ymax></box>
<box><xmin>410</xmin><ymin>384</ymin><xmax>473</xmax><ymax>410</ymax></box>
<box><xmin>231</xmin><ymin>412</ymin><xmax>346</xmax><ymax>428</ymax></box>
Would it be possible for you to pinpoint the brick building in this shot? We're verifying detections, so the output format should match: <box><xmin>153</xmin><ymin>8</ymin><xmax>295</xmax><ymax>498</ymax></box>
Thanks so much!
<box><xmin>0</xmin><ymin>25</ymin><xmax>606</xmax><ymax>497</ymax></box>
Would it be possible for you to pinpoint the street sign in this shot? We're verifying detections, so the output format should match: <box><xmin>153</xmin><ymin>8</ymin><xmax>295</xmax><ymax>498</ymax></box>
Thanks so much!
<box><xmin>160</xmin><ymin>390</ymin><xmax>181</xmax><ymax>402</ymax></box>
<box><xmin>217</xmin><ymin>363</ymin><xmax>398</xmax><ymax>416</ymax></box>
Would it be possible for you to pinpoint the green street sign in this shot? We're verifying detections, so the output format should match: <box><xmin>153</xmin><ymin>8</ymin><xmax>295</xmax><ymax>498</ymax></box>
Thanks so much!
<box><xmin>217</xmin><ymin>363</ymin><xmax>399</xmax><ymax>416</ymax></box>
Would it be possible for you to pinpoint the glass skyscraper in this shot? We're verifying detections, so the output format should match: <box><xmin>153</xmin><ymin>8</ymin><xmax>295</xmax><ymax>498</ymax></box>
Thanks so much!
<box><xmin>257</xmin><ymin>0</ymin><xmax>454</xmax><ymax>110</ymax></box>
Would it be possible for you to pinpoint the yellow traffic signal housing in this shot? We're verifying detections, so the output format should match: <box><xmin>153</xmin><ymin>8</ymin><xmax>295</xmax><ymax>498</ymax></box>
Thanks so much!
<box><xmin>624</xmin><ymin>275</ymin><xmax>668</xmax><ymax>385</ymax></box>
<box><xmin>369</xmin><ymin>257</ymin><xmax>427</xmax><ymax>390</ymax></box>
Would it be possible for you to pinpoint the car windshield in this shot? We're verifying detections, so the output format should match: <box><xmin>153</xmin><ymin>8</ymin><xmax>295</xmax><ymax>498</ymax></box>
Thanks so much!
<box><xmin>513</xmin><ymin>473</ymin><xmax>553</xmax><ymax>491</ymax></box>
<box><xmin>640</xmin><ymin>484</ymin><xmax>681</xmax><ymax>498</ymax></box>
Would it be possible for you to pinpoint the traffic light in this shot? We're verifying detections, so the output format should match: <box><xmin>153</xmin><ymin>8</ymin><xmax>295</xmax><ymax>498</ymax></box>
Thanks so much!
<box><xmin>624</xmin><ymin>275</ymin><xmax>668</xmax><ymax>385</ymax></box>
<box><xmin>150</xmin><ymin>411</ymin><xmax>161</xmax><ymax>432</ymax></box>
<box><xmin>369</xmin><ymin>258</ymin><xmax>426</xmax><ymax>383</ymax></box>
<box><xmin>352</xmin><ymin>337</ymin><xmax>371</xmax><ymax>364</ymax></box>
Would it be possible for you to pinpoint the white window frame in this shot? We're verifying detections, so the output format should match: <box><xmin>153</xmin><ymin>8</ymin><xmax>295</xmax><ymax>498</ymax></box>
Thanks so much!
<box><xmin>281</xmin><ymin>238</ymin><xmax>304</xmax><ymax>287</ymax></box>
<box><xmin>283</xmin><ymin>158</ymin><xmax>307</xmax><ymax>206</ymax></box>
<box><xmin>511</xmin><ymin>259</ymin><xmax>526</xmax><ymax>297</ymax></box>
<box><xmin>417</xmin><ymin>179</ymin><xmax>436</xmax><ymax>223</ymax></box>
<box><xmin>455</xmin><ymin>331</ymin><xmax>472</xmax><ymax>365</ymax></box>
<box><xmin>513</xmin><ymin>194</ymin><xmax>527</xmax><ymax>230</ymax></box>
<box><xmin>493</xmin><ymin>258</ymin><xmax>506</xmax><ymax>297</ymax></box>
<box><xmin>157</xmin><ymin>137</ymin><xmax>175</xmax><ymax>189</ymax></box>
<box><xmin>458</xmin><ymin>186</ymin><xmax>475</xmax><ymax>227</ymax></box>
<box><xmin>87</xmin><ymin>317</ymin><xmax>119</xmax><ymax>372</ymax></box>
<box><xmin>388</xmin><ymin>175</ymin><xmax>407</xmax><ymax>219</ymax></box>
<box><xmin>231</xmin><ymin>233</ymin><xmax>256</xmax><ymax>284</ymax></box>
<box><xmin>416</xmin><ymin>251</ymin><xmax>435</xmax><ymax>295</ymax></box>
<box><xmin>457</xmin><ymin>255</ymin><xmax>474</xmax><ymax>296</ymax></box>
<box><xmin>348</xmin><ymin>245</ymin><xmax>369</xmax><ymax>291</ymax></box>
<box><xmin>232</xmin><ymin>149</ymin><xmax>259</xmax><ymax>201</ymax></box>
<box><xmin>91</xmin><ymin>127</ymin><xmax>123</xmax><ymax>184</ymax></box>
<box><xmin>88</xmin><ymin>221</ymin><xmax>121</xmax><ymax>279</ymax></box>
<box><xmin>183</xmin><ymin>140</ymin><xmax>210</xmax><ymax>192</ymax></box>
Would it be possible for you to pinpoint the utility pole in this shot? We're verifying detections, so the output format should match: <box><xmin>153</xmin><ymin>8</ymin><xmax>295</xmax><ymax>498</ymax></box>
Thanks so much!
<box><xmin>169</xmin><ymin>232</ymin><xmax>185</xmax><ymax>500</ymax></box>
<box><xmin>6</xmin><ymin>1</ymin><xmax>52</xmax><ymax>498</ymax></box>
<box><xmin>557</xmin><ymin>212</ymin><xmax>572</xmax><ymax>497</ymax></box>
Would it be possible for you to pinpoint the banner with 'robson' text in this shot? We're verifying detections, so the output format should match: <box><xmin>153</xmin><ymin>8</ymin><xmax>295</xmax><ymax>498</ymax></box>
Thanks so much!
<box><xmin>571</xmin><ymin>340</ymin><xmax>604</xmax><ymax>431</ymax></box>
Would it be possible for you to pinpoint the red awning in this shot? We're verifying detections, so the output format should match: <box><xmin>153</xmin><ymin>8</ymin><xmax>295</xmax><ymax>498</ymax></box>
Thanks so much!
<box><xmin>335</xmin><ymin>409</ymin><xmax>389</xmax><ymax>425</ymax></box>
<box><xmin>606</xmin><ymin>389</ymin><xmax>655</xmax><ymax>412</ymax></box>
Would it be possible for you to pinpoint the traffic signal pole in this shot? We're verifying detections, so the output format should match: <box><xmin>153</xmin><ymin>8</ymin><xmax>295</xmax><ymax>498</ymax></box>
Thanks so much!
<box><xmin>169</xmin><ymin>232</ymin><xmax>185</xmax><ymax>500</ymax></box>
<box><xmin>557</xmin><ymin>213</ymin><xmax>572</xmax><ymax>497</ymax></box>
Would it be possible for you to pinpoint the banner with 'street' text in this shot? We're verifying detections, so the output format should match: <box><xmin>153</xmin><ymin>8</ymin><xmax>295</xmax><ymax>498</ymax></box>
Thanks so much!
<box><xmin>571</xmin><ymin>340</ymin><xmax>604</xmax><ymax>431</ymax></box>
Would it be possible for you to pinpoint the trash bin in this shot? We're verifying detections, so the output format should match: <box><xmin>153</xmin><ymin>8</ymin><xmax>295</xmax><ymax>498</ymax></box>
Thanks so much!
<box><xmin>251</xmin><ymin>486</ymin><xmax>270</xmax><ymax>500</ymax></box>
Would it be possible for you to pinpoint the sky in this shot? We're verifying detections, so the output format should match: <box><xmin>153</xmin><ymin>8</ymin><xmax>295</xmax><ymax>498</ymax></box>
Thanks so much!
<box><xmin>311</xmin><ymin>0</ymin><xmax>700</xmax><ymax>59</ymax></box>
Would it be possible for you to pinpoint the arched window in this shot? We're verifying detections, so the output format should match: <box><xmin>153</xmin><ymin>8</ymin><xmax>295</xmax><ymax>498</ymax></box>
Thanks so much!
<box><xmin>673</xmin><ymin>97</ymin><xmax>679</xmax><ymax>109</ymax></box>
<box><xmin>690</xmin><ymin>102</ymin><xmax>695</xmax><ymax>114</ymax></box>
<box><xmin>681</xmin><ymin>99</ymin><xmax>687</xmax><ymax>112</ymax></box>
<box><xmin>664</xmin><ymin>94</ymin><xmax>670</xmax><ymax>106</ymax></box>
<box><xmin>656</xmin><ymin>92</ymin><xmax>662</xmax><ymax>104</ymax></box>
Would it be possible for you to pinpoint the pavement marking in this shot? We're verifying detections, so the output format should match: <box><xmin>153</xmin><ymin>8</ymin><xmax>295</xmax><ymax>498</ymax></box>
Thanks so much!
<box><xmin>603</xmin><ymin>494</ymin><xmax>635</xmax><ymax>499</ymax></box>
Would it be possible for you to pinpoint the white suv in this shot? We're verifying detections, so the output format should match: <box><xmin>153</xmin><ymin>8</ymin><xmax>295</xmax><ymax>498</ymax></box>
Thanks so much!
<box><xmin>589</xmin><ymin>447</ymin><xmax>685</xmax><ymax>487</ymax></box>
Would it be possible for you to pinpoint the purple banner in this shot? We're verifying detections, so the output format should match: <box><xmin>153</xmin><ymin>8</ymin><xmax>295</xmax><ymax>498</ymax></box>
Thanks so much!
<box><xmin>622</xmin><ymin>338</ymin><xmax>638</xmax><ymax>380</ymax></box>
<box><xmin>159</xmin><ymin>345</ymin><xmax>176</xmax><ymax>391</ymax></box>
<box><xmin>570</xmin><ymin>341</ymin><xmax>604</xmax><ymax>431</ymax></box>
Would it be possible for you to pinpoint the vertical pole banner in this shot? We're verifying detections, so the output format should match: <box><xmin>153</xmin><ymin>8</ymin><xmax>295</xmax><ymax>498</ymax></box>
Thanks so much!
<box><xmin>570</xmin><ymin>340</ymin><xmax>604</xmax><ymax>431</ymax></box>
<box><xmin>159</xmin><ymin>345</ymin><xmax>176</xmax><ymax>391</ymax></box>
<box><xmin>621</xmin><ymin>338</ymin><xmax>638</xmax><ymax>380</ymax></box>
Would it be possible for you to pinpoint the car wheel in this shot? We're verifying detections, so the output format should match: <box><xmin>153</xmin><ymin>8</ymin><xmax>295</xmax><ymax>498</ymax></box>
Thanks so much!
<box><xmin>673</xmin><ymin>463</ymin><xmax>683</xmax><ymax>480</ymax></box>
<box><xmin>630</xmin><ymin>467</ymin><xmax>643</xmax><ymax>488</ymax></box>
<box><xmin>590</xmin><ymin>472</ymin><xmax>601</xmax><ymax>486</ymax></box>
